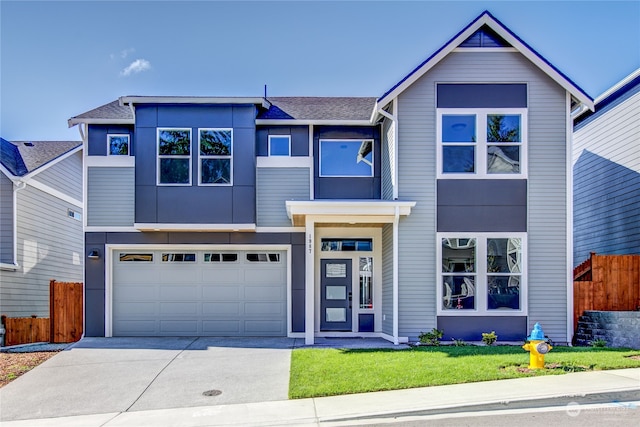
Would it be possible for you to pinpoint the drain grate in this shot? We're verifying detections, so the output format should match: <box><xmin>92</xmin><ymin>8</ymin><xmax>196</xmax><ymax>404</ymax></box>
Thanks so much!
<box><xmin>202</xmin><ymin>389</ymin><xmax>222</xmax><ymax>397</ymax></box>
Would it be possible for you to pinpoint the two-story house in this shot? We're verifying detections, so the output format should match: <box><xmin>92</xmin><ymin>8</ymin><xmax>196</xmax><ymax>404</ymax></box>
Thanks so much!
<box><xmin>572</xmin><ymin>68</ymin><xmax>640</xmax><ymax>265</ymax></box>
<box><xmin>69</xmin><ymin>11</ymin><xmax>593</xmax><ymax>345</ymax></box>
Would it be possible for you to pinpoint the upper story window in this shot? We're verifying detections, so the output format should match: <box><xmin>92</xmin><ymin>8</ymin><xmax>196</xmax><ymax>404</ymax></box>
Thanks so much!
<box><xmin>437</xmin><ymin>109</ymin><xmax>527</xmax><ymax>178</ymax></box>
<box><xmin>268</xmin><ymin>135</ymin><xmax>291</xmax><ymax>156</ymax></box>
<box><xmin>108</xmin><ymin>134</ymin><xmax>130</xmax><ymax>156</ymax></box>
<box><xmin>199</xmin><ymin>129</ymin><xmax>232</xmax><ymax>185</ymax></box>
<box><xmin>158</xmin><ymin>129</ymin><xmax>191</xmax><ymax>185</ymax></box>
<box><xmin>320</xmin><ymin>139</ymin><xmax>373</xmax><ymax>177</ymax></box>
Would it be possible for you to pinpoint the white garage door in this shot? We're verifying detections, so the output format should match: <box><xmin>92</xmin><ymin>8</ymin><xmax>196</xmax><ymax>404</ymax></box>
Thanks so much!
<box><xmin>112</xmin><ymin>249</ymin><xmax>287</xmax><ymax>336</ymax></box>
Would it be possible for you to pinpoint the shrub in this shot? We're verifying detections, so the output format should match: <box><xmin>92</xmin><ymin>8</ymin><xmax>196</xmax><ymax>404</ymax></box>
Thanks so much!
<box><xmin>591</xmin><ymin>338</ymin><xmax>607</xmax><ymax>348</ymax></box>
<box><xmin>418</xmin><ymin>328</ymin><xmax>444</xmax><ymax>346</ymax></box>
<box><xmin>451</xmin><ymin>338</ymin><xmax>467</xmax><ymax>346</ymax></box>
<box><xmin>481</xmin><ymin>331</ymin><xmax>498</xmax><ymax>346</ymax></box>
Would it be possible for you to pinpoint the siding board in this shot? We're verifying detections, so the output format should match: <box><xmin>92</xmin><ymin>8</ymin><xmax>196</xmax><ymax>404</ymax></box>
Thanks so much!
<box><xmin>256</xmin><ymin>168</ymin><xmax>309</xmax><ymax>227</ymax></box>
<box><xmin>87</xmin><ymin>167</ymin><xmax>135</xmax><ymax>227</ymax></box>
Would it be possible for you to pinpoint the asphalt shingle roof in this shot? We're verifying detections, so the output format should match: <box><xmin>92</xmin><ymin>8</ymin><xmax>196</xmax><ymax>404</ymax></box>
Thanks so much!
<box><xmin>0</xmin><ymin>138</ymin><xmax>81</xmax><ymax>177</ymax></box>
<box><xmin>70</xmin><ymin>97</ymin><xmax>377</xmax><ymax>123</ymax></box>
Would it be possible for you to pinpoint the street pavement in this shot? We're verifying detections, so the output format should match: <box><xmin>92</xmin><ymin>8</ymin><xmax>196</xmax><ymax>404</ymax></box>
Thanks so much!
<box><xmin>0</xmin><ymin>337</ymin><xmax>638</xmax><ymax>426</ymax></box>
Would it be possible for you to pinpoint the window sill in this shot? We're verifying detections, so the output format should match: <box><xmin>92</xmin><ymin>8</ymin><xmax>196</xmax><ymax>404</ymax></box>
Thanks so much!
<box><xmin>0</xmin><ymin>262</ymin><xmax>20</xmax><ymax>271</ymax></box>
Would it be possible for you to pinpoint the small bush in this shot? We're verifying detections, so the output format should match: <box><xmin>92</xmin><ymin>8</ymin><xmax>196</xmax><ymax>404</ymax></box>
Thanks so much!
<box><xmin>418</xmin><ymin>328</ymin><xmax>444</xmax><ymax>346</ymax></box>
<box><xmin>481</xmin><ymin>331</ymin><xmax>498</xmax><ymax>346</ymax></box>
<box><xmin>451</xmin><ymin>338</ymin><xmax>467</xmax><ymax>346</ymax></box>
<box><xmin>591</xmin><ymin>338</ymin><xmax>607</xmax><ymax>348</ymax></box>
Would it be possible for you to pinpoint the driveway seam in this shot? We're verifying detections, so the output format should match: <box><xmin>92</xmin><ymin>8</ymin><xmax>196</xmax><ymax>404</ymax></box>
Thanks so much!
<box><xmin>124</xmin><ymin>337</ymin><xmax>199</xmax><ymax>412</ymax></box>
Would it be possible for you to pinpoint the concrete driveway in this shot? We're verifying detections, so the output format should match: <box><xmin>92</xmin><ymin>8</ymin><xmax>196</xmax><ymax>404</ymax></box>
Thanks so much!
<box><xmin>0</xmin><ymin>337</ymin><xmax>295</xmax><ymax>422</ymax></box>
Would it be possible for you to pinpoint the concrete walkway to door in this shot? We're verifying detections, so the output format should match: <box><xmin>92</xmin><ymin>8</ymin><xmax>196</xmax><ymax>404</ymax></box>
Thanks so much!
<box><xmin>0</xmin><ymin>337</ymin><xmax>297</xmax><ymax>422</ymax></box>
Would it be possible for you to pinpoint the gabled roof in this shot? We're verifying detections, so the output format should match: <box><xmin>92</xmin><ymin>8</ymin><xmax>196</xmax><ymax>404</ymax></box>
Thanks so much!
<box><xmin>0</xmin><ymin>138</ymin><xmax>82</xmax><ymax>178</ymax></box>
<box><xmin>258</xmin><ymin>97</ymin><xmax>376</xmax><ymax>123</ymax></box>
<box><xmin>574</xmin><ymin>68</ymin><xmax>640</xmax><ymax>127</ymax></box>
<box><xmin>68</xmin><ymin>100</ymin><xmax>134</xmax><ymax>127</ymax></box>
<box><xmin>376</xmin><ymin>10</ymin><xmax>594</xmax><ymax>112</ymax></box>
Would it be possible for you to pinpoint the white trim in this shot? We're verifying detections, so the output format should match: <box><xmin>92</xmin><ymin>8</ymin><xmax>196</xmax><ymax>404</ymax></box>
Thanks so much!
<box><xmin>319</xmin><ymin>139</ymin><xmax>374</xmax><ymax>178</ymax></box>
<box><xmin>255</xmin><ymin>119</ymin><xmax>371</xmax><ymax>126</ymax></box>
<box><xmin>107</xmin><ymin>134</ymin><xmax>130</xmax><ymax>156</ymax></box>
<box><xmin>69</xmin><ymin>118</ymin><xmax>134</xmax><ymax>127</ymax></box>
<box><xmin>104</xmin><ymin>243</ymin><xmax>291</xmax><ymax>338</ymax></box>
<box><xmin>377</xmin><ymin>13</ymin><xmax>593</xmax><ymax>111</ymax></box>
<box><xmin>286</xmin><ymin>200</ymin><xmax>416</xmax><ymax>220</ymax></box>
<box><xmin>85</xmin><ymin>226</ymin><xmax>140</xmax><ymax>233</ymax></box>
<box><xmin>256</xmin><ymin>156</ymin><xmax>311</xmax><ymax>168</ymax></box>
<box><xmin>120</xmin><ymin>96</ymin><xmax>270</xmax><ymax>109</ymax></box>
<box><xmin>157</xmin><ymin>128</ymin><xmax>192</xmax><ymax>186</ymax></box>
<box><xmin>27</xmin><ymin>179</ymin><xmax>83</xmax><ymax>208</ymax></box>
<box><xmin>134</xmin><ymin>223</ymin><xmax>256</xmax><ymax>232</ymax></box>
<box><xmin>594</xmin><ymin>68</ymin><xmax>640</xmax><ymax>104</ymax></box>
<box><xmin>85</xmin><ymin>156</ymin><xmax>135</xmax><ymax>167</ymax></box>
<box><xmin>566</xmin><ymin>91</ymin><xmax>574</xmax><ymax>343</ymax></box>
<box><xmin>255</xmin><ymin>226</ymin><xmax>305</xmax><ymax>233</ymax></box>
<box><xmin>305</xmin><ymin>216</ymin><xmax>315</xmax><ymax>345</ymax></box>
<box><xmin>268</xmin><ymin>135</ymin><xmax>291</xmax><ymax>157</ymax></box>
<box><xmin>380</xmin><ymin>332</ymin><xmax>409</xmax><ymax>344</ymax></box>
<box><xmin>197</xmin><ymin>128</ymin><xmax>233</xmax><ymax>186</ymax></box>
<box><xmin>392</xmin><ymin>207</ymin><xmax>399</xmax><ymax>345</ymax></box>
<box><xmin>436</xmin><ymin>108</ymin><xmax>528</xmax><ymax>179</ymax></box>
<box><xmin>436</xmin><ymin>232</ymin><xmax>528</xmax><ymax>316</ymax></box>
<box><xmin>0</xmin><ymin>262</ymin><xmax>19</xmax><ymax>271</ymax></box>
<box><xmin>453</xmin><ymin>47</ymin><xmax>518</xmax><ymax>53</ymax></box>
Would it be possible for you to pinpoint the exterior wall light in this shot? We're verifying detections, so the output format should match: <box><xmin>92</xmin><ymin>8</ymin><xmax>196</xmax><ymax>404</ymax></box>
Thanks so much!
<box><xmin>88</xmin><ymin>249</ymin><xmax>101</xmax><ymax>260</ymax></box>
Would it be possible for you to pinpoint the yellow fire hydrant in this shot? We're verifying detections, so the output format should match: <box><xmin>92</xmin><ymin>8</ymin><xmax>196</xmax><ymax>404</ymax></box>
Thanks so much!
<box><xmin>522</xmin><ymin>322</ymin><xmax>552</xmax><ymax>369</ymax></box>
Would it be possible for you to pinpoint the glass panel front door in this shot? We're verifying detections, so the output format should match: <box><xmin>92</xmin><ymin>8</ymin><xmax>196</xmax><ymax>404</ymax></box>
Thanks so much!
<box><xmin>320</xmin><ymin>259</ymin><xmax>352</xmax><ymax>331</ymax></box>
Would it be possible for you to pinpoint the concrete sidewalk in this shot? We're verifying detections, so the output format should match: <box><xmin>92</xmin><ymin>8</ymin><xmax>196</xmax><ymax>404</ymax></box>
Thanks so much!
<box><xmin>2</xmin><ymin>367</ymin><xmax>638</xmax><ymax>426</ymax></box>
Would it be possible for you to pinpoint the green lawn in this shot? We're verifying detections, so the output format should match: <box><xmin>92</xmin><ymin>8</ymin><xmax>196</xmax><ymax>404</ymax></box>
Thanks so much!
<box><xmin>289</xmin><ymin>345</ymin><xmax>640</xmax><ymax>399</ymax></box>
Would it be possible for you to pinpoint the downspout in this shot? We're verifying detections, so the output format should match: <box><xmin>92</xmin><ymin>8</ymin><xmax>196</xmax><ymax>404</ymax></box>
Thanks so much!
<box><xmin>566</xmin><ymin>92</ymin><xmax>575</xmax><ymax>345</ymax></box>
<box><xmin>393</xmin><ymin>206</ymin><xmax>400</xmax><ymax>345</ymax></box>
<box><xmin>11</xmin><ymin>180</ymin><xmax>27</xmax><ymax>269</ymax></box>
<box><xmin>376</xmin><ymin>99</ymin><xmax>399</xmax><ymax>200</ymax></box>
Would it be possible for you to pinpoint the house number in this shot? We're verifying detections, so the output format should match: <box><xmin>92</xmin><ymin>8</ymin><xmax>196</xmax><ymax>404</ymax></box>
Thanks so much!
<box><xmin>308</xmin><ymin>234</ymin><xmax>313</xmax><ymax>254</ymax></box>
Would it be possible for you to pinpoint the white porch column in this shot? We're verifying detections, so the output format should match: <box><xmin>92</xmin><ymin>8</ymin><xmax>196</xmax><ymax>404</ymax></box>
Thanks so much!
<box><xmin>305</xmin><ymin>216</ymin><xmax>315</xmax><ymax>345</ymax></box>
<box><xmin>393</xmin><ymin>207</ymin><xmax>400</xmax><ymax>345</ymax></box>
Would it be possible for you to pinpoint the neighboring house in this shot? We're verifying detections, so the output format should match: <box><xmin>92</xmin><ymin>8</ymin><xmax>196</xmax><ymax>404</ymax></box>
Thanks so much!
<box><xmin>572</xmin><ymin>69</ymin><xmax>640</xmax><ymax>265</ymax></box>
<box><xmin>0</xmin><ymin>138</ymin><xmax>83</xmax><ymax>318</ymax></box>
<box><xmin>68</xmin><ymin>11</ymin><xmax>593</xmax><ymax>345</ymax></box>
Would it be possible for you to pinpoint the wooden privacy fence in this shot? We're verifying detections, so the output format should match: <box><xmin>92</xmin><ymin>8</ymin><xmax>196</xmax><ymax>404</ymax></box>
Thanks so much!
<box><xmin>2</xmin><ymin>280</ymin><xmax>83</xmax><ymax>346</ymax></box>
<box><xmin>573</xmin><ymin>253</ymin><xmax>640</xmax><ymax>329</ymax></box>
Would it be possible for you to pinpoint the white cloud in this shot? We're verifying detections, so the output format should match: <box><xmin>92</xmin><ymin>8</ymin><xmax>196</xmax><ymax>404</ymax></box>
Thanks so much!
<box><xmin>121</xmin><ymin>59</ymin><xmax>151</xmax><ymax>76</ymax></box>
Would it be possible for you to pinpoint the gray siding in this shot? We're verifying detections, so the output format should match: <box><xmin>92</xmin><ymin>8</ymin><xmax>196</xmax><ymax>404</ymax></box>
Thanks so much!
<box><xmin>381</xmin><ymin>223</ymin><xmax>393</xmax><ymax>335</ymax></box>
<box><xmin>573</xmin><ymin>89</ymin><xmax>640</xmax><ymax>264</ymax></box>
<box><xmin>256</xmin><ymin>168</ymin><xmax>310</xmax><ymax>227</ymax></box>
<box><xmin>381</xmin><ymin>109</ymin><xmax>396</xmax><ymax>200</ymax></box>
<box><xmin>0</xmin><ymin>173</ymin><xmax>14</xmax><ymax>263</ymax></box>
<box><xmin>87</xmin><ymin>167</ymin><xmax>135</xmax><ymax>227</ymax></box>
<box><xmin>32</xmin><ymin>151</ymin><xmax>83</xmax><ymax>201</ymax></box>
<box><xmin>396</xmin><ymin>51</ymin><xmax>570</xmax><ymax>341</ymax></box>
<box><xmin>0</xmin><ymin>185</ymin><xmax>83</xmax><ymax>317</ymax></box>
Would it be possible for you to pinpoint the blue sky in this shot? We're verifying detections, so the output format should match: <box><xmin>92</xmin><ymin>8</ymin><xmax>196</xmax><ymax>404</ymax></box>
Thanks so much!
<box><xmin>1</xmin><ymin>0</ymin><xmax>639</xmax><ymax>141</ymax></box>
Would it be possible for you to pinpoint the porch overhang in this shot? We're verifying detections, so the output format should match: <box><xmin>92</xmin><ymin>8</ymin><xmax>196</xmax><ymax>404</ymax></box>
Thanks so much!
<box><xmin>285</xmin><ymin>200</ymin><xmax>416</xmax><ymax>227</ymax></box>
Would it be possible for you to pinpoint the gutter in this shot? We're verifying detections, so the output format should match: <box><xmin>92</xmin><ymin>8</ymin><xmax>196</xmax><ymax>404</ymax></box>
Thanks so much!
<box><xmin>1</xmin><ymin>181</ymin><xmax>27</xmax><ymax>271</ymax></box>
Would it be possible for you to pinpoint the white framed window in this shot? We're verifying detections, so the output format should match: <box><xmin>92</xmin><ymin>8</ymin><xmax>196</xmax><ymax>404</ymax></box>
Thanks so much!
<box><xmin>320</xmin><ymin>139</ymin><xmax>373</xmax><ymax>177</ymax></box>
<box><xmin>437</xmin><ymin>109</ymin><xmax>527</xmax><ymax>178</ymax></box>
<box><xmin>108</xmin><ymin>134</ymin><xmax>130</xmax><ymax>156</ymax></box>
<box><xmin>67</xmin><ymin>209</ymin><xmax>82</xmax><ymax>221</ymax></box>
<box><xmin>268</xmin><ymin>135</ymin><xmax>291</xmax><ymax>156</ymax></box>
<box><xmin>359</xmin><ymin>257</ymin><xmax>373</xmax><ymax>309</ymax></box>
<box><xmin>199</xmin><ymin>128</ymin><xmax>232</xmax><ymax>185</ymax></box>
<box><xmin>157</xmin><ymin>128</ymin><xmax>191</xmax><ymax>185</ymax></box>
<box><xmin>437</xmin><ymin>233</ymin><xmax>526</xmax><ymax>315</ymax></box>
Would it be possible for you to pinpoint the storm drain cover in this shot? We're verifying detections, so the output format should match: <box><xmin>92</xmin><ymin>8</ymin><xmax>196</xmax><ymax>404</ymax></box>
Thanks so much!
<box><xmin>202</xmin><ymin>389</ymin><xmax>222</xmax><ymax>397</ymax></box>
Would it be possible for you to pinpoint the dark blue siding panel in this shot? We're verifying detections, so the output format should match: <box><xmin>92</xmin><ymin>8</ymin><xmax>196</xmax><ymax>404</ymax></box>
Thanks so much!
<box><xmin>437</xmin><ymin>316</ymin><xmax>527</xmax><ymax>341</ymax></box>
<box><xmin>134</xmin><ymin>127</ymin><xmax>157</xmax><ymax>186</ymax></box>
<box><xmin>233</xmin><ymin>127</ymin><xmax>256</xmax><ymax>186</ymax></box>
<box><xmin>135</xmin><ymin>185</ymin><xmax>157</xmax><ymax>223</ymax></box>
<box><xmin>233</xmin><ymin>105</ymin><xmax>258</xmax><ymax>128</ymax></box>
<box><xmin>256</xmin><ymin>126</ymin><xmax>309</xmax><ymax>157</ymax></box>
<box><xmin>88</xmin><ymin>124</ymin><xmax>133</xmax><ymax>156</ymax></box>
<box><xmin>136</xmin><ymin>105</ymin><xmax>158</xmax><ymax>127</ymax></box>
<box><xmin>157</xmin><ymin>186</ymin><xmax>233</xmax><ymax>223</ymax></box>
<box><xmin>573</xmin><ymin>150</ymin><xmax>640</xmax><ymax>265</ymax></box>
<box><xmin>157</xmin><ymin>105</ymin><xmax>233</xmax><ymax>127</ymax></box>
<box><xmin>314</xmin><ymin>126</ymin><xmax>381</xmax><ymax>199</ymax></box>
<box><xmin>232</xmin><ymin>185</ymin><xmax>256</xmax><ymax>224</ymax></box>
<box><xmin>437</xmin><ymin>84</ymin><xmax>528</xmax><ymax>108</ymax></box>
<box><xmin>437</xmin><ymin>180</ymin><xmax>527</xmax><ymax>231</ymax></box>
<box><xmin>291</xmin><ymin>240</ymin><xmax>305</xmax><ymax>333</ymax></box>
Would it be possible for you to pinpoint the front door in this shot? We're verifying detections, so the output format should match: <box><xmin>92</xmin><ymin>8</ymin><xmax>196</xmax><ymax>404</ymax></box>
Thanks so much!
<box><xmin>320</xmin><ymin>259</ymin><xmax>352</xmax><ymax>331</ymax></box>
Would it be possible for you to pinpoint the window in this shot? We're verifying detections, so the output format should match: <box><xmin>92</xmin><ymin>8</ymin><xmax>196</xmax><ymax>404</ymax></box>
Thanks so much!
<box><xmin>320</xmin><ymin>139</ymin><xmax>373</xmax><ymax>177</ymax></box>
<box><xmin>439</xmin><ymin>234</ymin><xmax>525</xmax><ymax>314</ymax></box>
<box><xmin>246</xmin><ymin>253</ymin><xmax>281</xmax><ymax>262</ymax></box>
<box><xmin>204</xmin><ymin>253</ymin><xmax>238</xmax><ymax>262</ymax></box>
<box><xmin>162</xmin><ymin>253</ymin><xmax>196</xmax><ymax>262</ymax></box>
<box><xmin>321</xmin><ymin>238</ymin><xmax>373</xmax><ymax>252</ymax></box>
<box><xmin>108</xmin><ymin>134</ymin><xmax>130</xmax><ymax>156</ymax></box>
<box><xmin>119</xmin><ymin>253</ymin><xmax>153</xmax><ymax>262</ymax></box>
<box><xmin>268</xmin><ymin>135</ymin><xmax>291</xmax><ymax>156</ymax></box>
<box><xmin>199</xmin><ymin>129</ymin><xmax>232</xmax><ymax>185</ymax></box>
<box><xmin>67</xmin><ymin>209</ymin><xmax>82</xmax><ymax>221</ymax></box>
<box><xmin>438</xmin><ymin>110</ymin><xmax>526</xmax><ymax>178</ymax></box>
<box><xmin>359</xmin><ymin>257</ymin><xmax>373</xmax><ymax>309</ymax></box>
<box><xmin>158</xmin><ymin>129</ymin><xmax>191</xmax><ymax>185</ymax></box>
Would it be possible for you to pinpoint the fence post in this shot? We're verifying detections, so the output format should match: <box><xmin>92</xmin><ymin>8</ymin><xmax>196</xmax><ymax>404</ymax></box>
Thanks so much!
<box><xmin>50</xmin><ymin>279</ymin><xmax>56</xmax><ymax>343</ymax></box>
